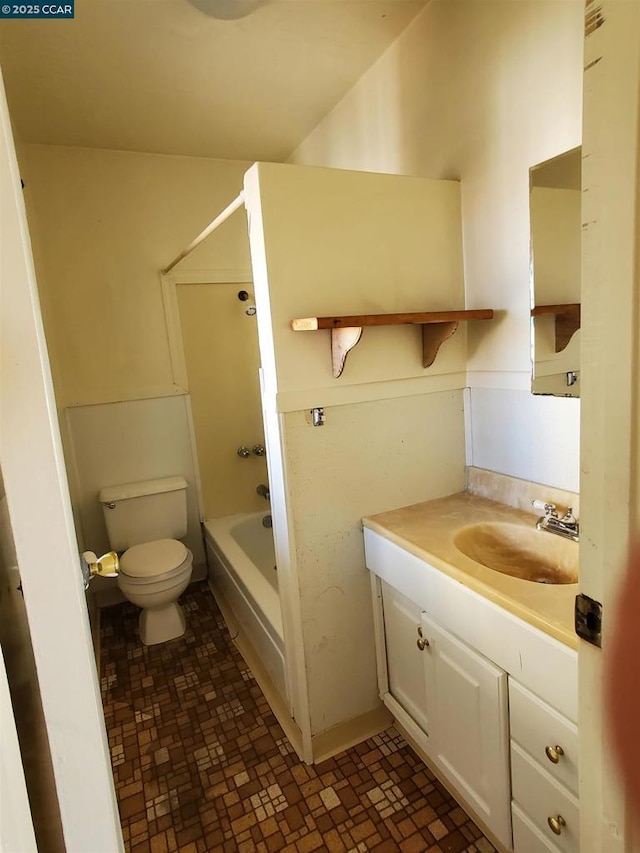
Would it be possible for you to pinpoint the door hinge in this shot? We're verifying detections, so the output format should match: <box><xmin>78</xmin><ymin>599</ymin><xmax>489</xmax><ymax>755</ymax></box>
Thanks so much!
<box><xmin>575</xmin><ymin>593</ymin><xmax>602</xmax><ymax>647</ymax></box>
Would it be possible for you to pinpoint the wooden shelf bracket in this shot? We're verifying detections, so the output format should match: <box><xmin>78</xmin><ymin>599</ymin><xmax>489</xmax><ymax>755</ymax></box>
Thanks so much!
<box><xmin>291</xmin><ymin>309</ymin><xmax>494</xmax><ymax>378</ymax></box>
<box><xmin>531</xmin><ymin>303</ymin><xmax>581</xmax><ymax>353</ymax></box>
<box><xmin>331</xmin><ymin>327</ymin><xmax>363</xmax><ymax>377</ymax></box>
<box><xmin>421</xmin><ymin>321</ymin><xmax>460</xmax><ymax>368</ymax></box>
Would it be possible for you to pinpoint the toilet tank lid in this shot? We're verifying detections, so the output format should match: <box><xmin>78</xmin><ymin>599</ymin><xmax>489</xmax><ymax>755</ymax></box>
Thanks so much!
<box><xmin>99</xmin><ymin>476</ymin><xmax>187</xmax><ymax>504</ymax></box>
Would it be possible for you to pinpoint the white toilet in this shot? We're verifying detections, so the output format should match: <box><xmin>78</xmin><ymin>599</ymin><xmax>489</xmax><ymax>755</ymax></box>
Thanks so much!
<box><xmin>99</xmin><ymin>476</ymin><xmax>193</xmax><ymax>646</ymax></box>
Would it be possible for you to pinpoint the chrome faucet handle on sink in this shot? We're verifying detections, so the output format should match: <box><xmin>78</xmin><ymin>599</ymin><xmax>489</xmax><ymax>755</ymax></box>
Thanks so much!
<box><xmin>533</xmin><ymin>499</ymin><xmax>579</xmax><ymax>542</ymax></box>
<box><xmin>532</xmin><ymin>499</ymin><xmax>558</xmax><ymax>517</ymax></box>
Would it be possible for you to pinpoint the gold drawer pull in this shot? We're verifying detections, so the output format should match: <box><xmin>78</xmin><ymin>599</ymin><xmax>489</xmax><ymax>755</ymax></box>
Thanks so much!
<box><xmin>545</xmin><ymin>744</ymin><xmax>565</xmax><ymax>764</ymax></box>
<box><xmin>548</xmin><ymin>815</ymin><xmax>566</xmax><ymax>836</ymax></box>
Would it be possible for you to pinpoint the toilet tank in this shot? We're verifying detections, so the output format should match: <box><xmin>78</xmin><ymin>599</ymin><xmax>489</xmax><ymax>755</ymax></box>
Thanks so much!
<box><xmin>99</xmin><ymin>476</ymin><xmax>188</xmax><ymax>551</ymax></box>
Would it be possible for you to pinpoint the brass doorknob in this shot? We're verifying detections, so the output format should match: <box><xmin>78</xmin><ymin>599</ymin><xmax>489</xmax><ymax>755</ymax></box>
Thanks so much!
<box><xmin>547</xmin><ymin>815</ymin><xmax>566</xmax><ymax>836</ymax></box>
<box><xmin>83</xmin><ymin>550</ymin><xmax>119</xmax><ymax>579</ymax></box>
<box><xmin>545</xmin><ymin>744</ymin><xmax>565</xmax><ymax>764</ymax></box>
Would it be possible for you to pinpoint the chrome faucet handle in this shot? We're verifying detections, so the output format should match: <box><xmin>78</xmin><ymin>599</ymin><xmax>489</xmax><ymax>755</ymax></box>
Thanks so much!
<box><xmin>237</xmin><ymin>446</ymin><xmax>251</xmax><ymax>458</ymax></box>
<box><xmin>535</xmin><ymin>501</ymin><xmax>579</xmax><ymax>542</ymax></box>
<box><xmin>532</xmin><ymin>499</ymin><xmax>558</xmax><ymax>517</ymax></box>
<box><xmin>252</xmin><ymin>444</ymin><xmax>265</xmax><ymax>457</ymax></box>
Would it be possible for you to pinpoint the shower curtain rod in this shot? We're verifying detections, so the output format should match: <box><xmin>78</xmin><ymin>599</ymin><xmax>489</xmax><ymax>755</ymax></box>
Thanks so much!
<box><xmin>161</xmin><ymin>191</ymin><xmax>246</xmax><ymax>275</ymax></box>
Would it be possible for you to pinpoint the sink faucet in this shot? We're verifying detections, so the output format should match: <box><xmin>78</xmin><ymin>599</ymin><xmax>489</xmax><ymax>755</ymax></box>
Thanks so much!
<box><xmin>533</xmin><ymin>500</ymin><xmax>579</xmax><ymax>542</ymax></box>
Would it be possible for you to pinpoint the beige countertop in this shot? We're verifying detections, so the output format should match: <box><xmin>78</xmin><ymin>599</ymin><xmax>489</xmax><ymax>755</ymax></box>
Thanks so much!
<box><xmin>364</xmin><ymin>492</ymin><xmax>578</xmax><ymax>649</ymax></box>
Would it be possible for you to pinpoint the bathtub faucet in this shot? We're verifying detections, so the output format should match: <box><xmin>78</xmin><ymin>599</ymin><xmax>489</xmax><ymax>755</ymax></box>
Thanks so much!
<box><xmin>256</xmin><ymin>483</ymin><xmax>270</xmax><ymax>501</ymax></box>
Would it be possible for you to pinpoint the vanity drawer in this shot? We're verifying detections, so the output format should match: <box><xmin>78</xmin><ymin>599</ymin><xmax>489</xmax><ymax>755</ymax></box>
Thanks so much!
<box><xmin>509</xmin><ymin>680</ymin><xmax>578</xmax><ymax>796</ymax></box>
<box><xmin>511</xmin><ymin>742</ymin><xmax>579</xmax><ymax>853</ymax></box>
<box><xmin>512</xmin><ymin>802</ymin><xmax>562</xmax><ymax>853</ymax></box>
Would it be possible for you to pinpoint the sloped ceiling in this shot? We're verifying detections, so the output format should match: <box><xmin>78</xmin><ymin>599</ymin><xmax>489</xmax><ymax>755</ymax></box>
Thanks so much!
<box><xmin>0</xmin><ymin>0</ymin><xmax>427</xmax><ymax>161</ymax></box>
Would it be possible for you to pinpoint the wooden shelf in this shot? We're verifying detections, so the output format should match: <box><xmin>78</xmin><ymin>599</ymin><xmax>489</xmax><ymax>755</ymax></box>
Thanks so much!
<box><xmin>291</xmin><ymin>309</ymin><xmax>494</xmax><ymax>377</ymax></box>
<box><xmin>531</xmin><ymin>303</ymin><xmax>581</xmax><ymax>353</ymax></box>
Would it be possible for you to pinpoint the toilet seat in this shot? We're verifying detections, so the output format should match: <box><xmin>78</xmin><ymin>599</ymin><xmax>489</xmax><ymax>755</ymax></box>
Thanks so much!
<box><xmin>116</xmin><ymin>541</ymin><xmax>193</xmax><ymax>646</ymax></box>
<box><xmin>119</xmin><ymin>538</ymin><xmax>188</xmax><ymax>580</ymax></box>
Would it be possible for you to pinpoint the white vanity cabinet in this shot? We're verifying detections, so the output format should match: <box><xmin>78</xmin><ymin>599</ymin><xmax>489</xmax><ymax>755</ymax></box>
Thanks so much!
<box><xmin>509</xmin><ymin>681</ymin><xmax>579</xmax><ymax>853</ymax></box>
<box><xmin>381</xmin><ymin>583</ymin><xmax>430</xmax><ymax>733</ymax></box>
<box><xmin>420</xmin><ymin>610</ymin><xmax>511</xmax><ymax>842</ymax></box>
<box><xmin>366</xmin><ymin>527</ymin><xmax>578</xmax><ymax>853</ymax></box>
<box><xmin>379</xmin><ymin>582</ymin><xmax>512</xmax><ymax>847</ymax></box>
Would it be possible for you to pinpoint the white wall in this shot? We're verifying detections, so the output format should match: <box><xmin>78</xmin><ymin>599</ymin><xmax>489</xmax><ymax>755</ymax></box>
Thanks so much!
<box><xmin>64</xmin><ymin>396</ymin><xmax>205</xmax><ymax>569</ymax></box>
<box><xmin>291</xmin><ymin>0</ymin><xmax>584</xmax><ymax>492</ymax></box>
<box><xmin>466</xmin><ymin>389</ymin><xmax>579</xmax><ymax>492</ymax></box>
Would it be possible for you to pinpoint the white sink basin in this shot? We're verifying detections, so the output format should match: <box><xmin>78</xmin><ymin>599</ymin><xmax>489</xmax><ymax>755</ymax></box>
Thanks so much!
<box><xmin>454</xmin><ymin>522</ymin><xmax>578</xmax><ymax>584</ymax></box>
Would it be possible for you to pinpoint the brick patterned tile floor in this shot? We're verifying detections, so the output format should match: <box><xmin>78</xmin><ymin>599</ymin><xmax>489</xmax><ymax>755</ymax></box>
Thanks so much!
<box><xmin>100</xmin><ymin>582</ymin><xmax>496</xmax><ymax>853</ymax></box>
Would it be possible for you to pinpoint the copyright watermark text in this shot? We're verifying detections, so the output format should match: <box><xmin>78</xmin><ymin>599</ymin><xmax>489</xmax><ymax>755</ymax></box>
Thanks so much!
<box><xmin>0</xmin><ymin>2</ymin><xmax>74</xmax><ymax>17</ymax></box>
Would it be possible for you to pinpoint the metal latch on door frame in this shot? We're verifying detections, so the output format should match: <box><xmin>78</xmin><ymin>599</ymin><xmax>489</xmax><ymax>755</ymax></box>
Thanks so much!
<box><xmin>575</xmin><ymin>593</ymin><xmax>602</xmax><ymax>648</ymax></box>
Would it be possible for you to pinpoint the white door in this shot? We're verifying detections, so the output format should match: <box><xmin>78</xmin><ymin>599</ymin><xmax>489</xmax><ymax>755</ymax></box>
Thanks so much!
<box><xmin>421</xmin><ymin>613</ymin><xmax>511</xmax><ymax>850</ymax></box>
<box><xmin>0</xmin><ymin>649</ymin><xmax>37</xmax><ymax>853</ymax></box>
<box><xmin>580</xmin><ymin>5</ymin><xmax>640</xmax><ymax>851</ymax></box>
<box><xmin>0</xmin><ymin>69</ymin><xmax>123</xmax><ymax>851</ymax></box>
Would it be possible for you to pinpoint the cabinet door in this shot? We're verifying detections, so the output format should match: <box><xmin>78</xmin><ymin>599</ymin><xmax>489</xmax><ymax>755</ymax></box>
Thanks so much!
<box><xmin>421</xmin><ymin>613</ymin><xmax>512</xmax><ymax>849</ymax></box>
<box><xmin>382</xmin><ymin>583</ymin><xmax>430</xmax><ymax>733</ymax></box>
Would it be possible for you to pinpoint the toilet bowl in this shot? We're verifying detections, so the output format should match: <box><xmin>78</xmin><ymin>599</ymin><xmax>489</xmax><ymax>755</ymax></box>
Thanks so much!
<box><xmin>117</xmin><ymin>538</ymin><xmax>193</xmax><ymax>646</ymax></box>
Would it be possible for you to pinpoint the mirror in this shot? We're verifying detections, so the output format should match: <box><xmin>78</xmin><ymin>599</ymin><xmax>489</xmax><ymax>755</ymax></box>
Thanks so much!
<box><xmin>529</xmin><ymin>147</ymin><xmax>581</xmax><ymax>397</ymax></box>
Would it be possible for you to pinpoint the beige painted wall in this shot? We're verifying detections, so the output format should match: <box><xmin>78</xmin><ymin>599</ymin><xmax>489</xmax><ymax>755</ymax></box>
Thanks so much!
<box><xmin>245</xmin><ymin>162</ymin><xmax>468</xmax><ymax>739</ymax></box>
<box><xmin>283</xmin><ymin>391</ymin><xmax>466</xmax><ymax>733</ymax></box>
<box><xmin>19</xmin><ymin>146</ymin><xmax>255</xmax><ymax>552</ymax></box>
<box><xmin>290</xmin><ymin>0</ymin><xmax>584</xmax><ymax>491</ymax></box>
<box><xmin>20</xmin><ymin>144</ymin><xmax>252</xmax><ymax>408</ymax></box>
<box><xmin>176</xmin><ymin>282</ymin><xmax>268</xmax><ymax>519</ymax></box>
<box><xmin>246</xmin><ymin>162</ymin><xmax>466</xmax><ymax>412</ymax></box>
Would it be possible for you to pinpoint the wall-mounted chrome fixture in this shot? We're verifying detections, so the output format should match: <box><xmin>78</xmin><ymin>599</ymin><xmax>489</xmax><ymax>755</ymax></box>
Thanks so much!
<box><xmin>256</xmin><ymin>483</ymin><xmax>270</xmax><ymax>501</ymax></box>
<box><xmin>238</xmin><ymin>444</ymin><xmax>265</xmax><ymax>458</ymax></box>
<box><xmin>237</xmin><ymin>290</ymin><xmax>256</xmax><ymax>316</ymax></box>
<box><xmin>311</xmin><ymin>407</ymin><xmax>325</xmax><ymax>427</ymax></box>
<box><xmin>566</xmin><ymin>371</ymin><xmax>579</xmax><ymax>387</ymax></box>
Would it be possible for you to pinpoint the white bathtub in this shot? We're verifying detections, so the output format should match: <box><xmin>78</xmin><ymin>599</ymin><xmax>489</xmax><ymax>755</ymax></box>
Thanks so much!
<box><xmin>203</xmin><ymin>512</ymin><xmax>286</xmax><ymax>697</ymax></box>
